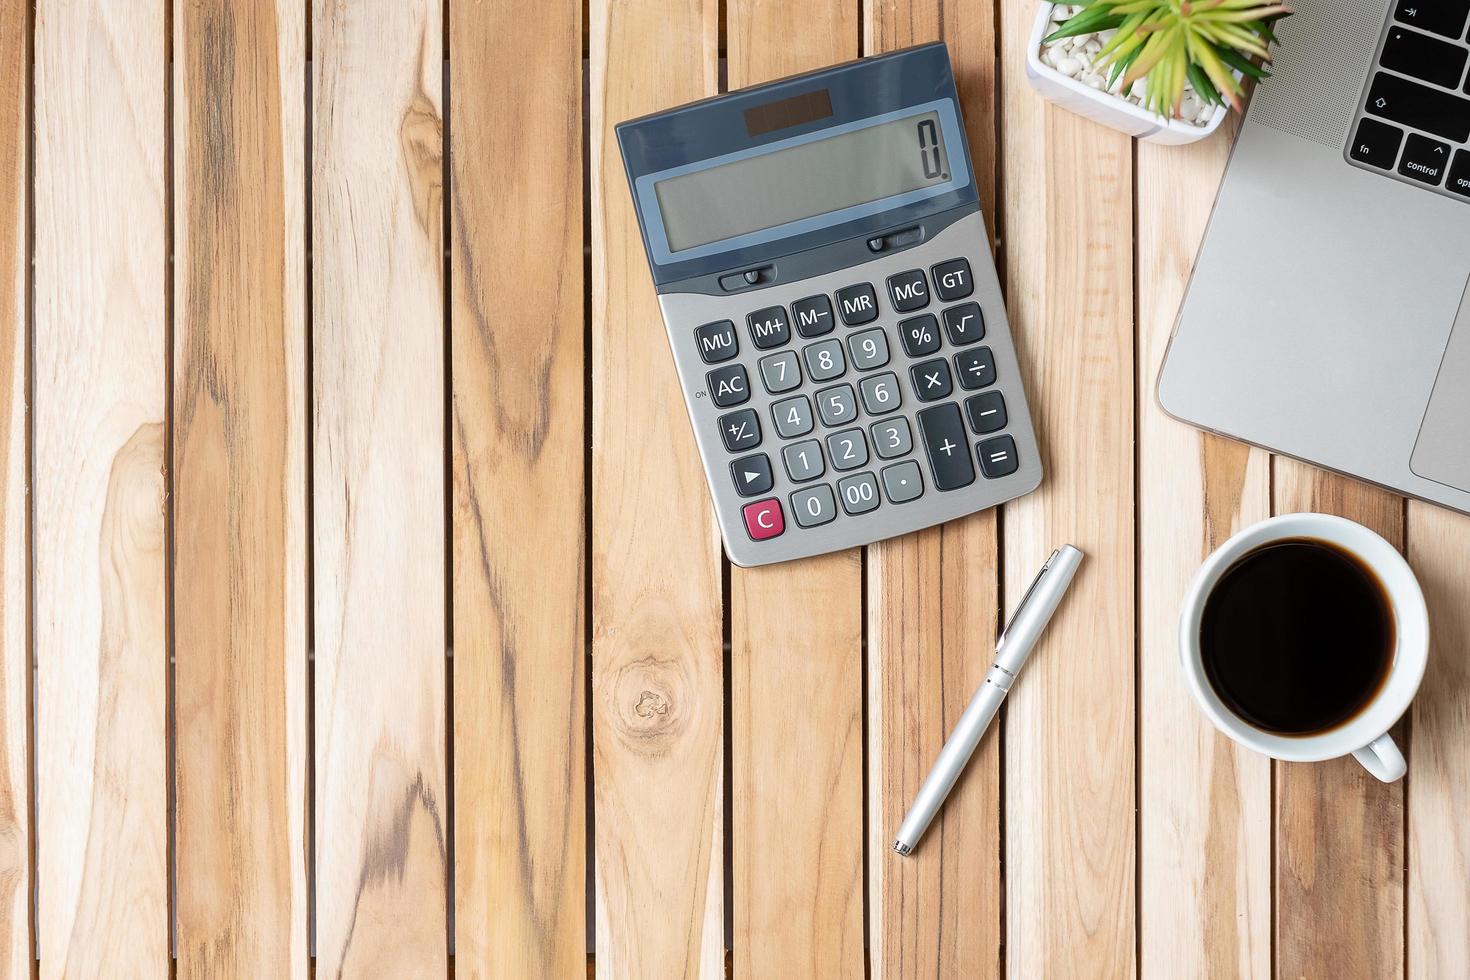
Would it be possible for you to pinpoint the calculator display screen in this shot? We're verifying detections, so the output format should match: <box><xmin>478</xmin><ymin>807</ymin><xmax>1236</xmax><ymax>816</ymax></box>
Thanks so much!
<box><xmin>653</xmin><ymin>109</ymin><xmax>952</xmax><ymax>253</ymax></box>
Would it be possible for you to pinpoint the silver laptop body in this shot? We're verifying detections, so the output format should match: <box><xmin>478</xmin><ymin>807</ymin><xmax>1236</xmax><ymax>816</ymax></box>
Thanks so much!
<box><xmin>1159</xmin><ymin>0</ymin><xmax>1470</xmax><ymax>513</ymax></box>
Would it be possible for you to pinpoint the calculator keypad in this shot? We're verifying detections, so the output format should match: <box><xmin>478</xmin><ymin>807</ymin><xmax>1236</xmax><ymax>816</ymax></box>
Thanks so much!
<box><xmin>668</xmin><ymin>224</ymin><xmax>1037</xmax><ymax>563</ymax></box>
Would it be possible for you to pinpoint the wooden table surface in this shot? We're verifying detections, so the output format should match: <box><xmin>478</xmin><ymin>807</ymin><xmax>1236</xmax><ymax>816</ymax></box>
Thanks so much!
<box><xmin>1</xmin><ymin>0</ymin><xmax>1467</xmax><ymax>977</ymax></box>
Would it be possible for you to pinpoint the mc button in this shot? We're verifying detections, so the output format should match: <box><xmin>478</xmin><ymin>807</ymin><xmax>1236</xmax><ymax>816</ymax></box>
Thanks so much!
<box><xmin>886</xmin><ymin>270</ymin><xmax>930</xmax><ymax>312</ymax></box>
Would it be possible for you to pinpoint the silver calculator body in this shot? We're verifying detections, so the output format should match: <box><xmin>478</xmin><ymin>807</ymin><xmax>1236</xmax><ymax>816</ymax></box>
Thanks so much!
<box><xmin>618</xmin><ymin>43</ymin><xmax>1041</xmax><ymax>567</ymax></box>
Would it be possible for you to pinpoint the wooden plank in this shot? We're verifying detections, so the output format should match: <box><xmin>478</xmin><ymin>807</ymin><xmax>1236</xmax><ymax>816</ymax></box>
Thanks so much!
<box><xmin>1136</xmin><ymin>129</ymin><xmax>1272</xmax><ymax>978</ymax></box>
<box><xmin>0</xmin><ymin>2</ymin><xmax>29</xmax><ymax>974</ymax></box>
<box><xmin>863</xmin><ymin>2</ymin><xmax>1003</xmax><ymax>977</ymax></box>
<box><xmin>725</xmin><ymin>4</ymin><xmax>863</xmax><ymax>979</ymax></box>
<box><xmin>33</xmin><ymin>1</ymin><xmax>169</xmax><ymax>974</ymax></box>
<box><xmin>448</xmin><ymin>0</ymin><xmax>586</xmax><ymax>974</ymax></box>
<box><xmin>1406</xmin><ymin>502</ymin><xmax>1470</xmax><ymax>978</ymax></box>
<box><xmin>311</xmin><ymin>1</ymin><xmax>448</xmax><ymax>973</ymax></box>
<box><xmin>1272</xmin><ymin>461</ymin><xmax>1403</xmax><ymax>980</ymax></box>
<box><xmin>997</xmin><ymin>0</ymin><xmax>1136</xmax><ymax>973</ymax></box>
<box><xmin>589</xmin><ymin>0</ymin><xmax>722</xmax><ymax>974</ymax></box>
<box><xmin>172</xmin><ymin>2</ymin><xmax>308</xmax><ymax>975</ymax></box>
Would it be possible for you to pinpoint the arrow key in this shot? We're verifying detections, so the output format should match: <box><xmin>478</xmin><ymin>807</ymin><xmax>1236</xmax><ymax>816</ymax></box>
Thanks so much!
<box><xmin>1399</xmin><ymin>132</ymin><xmax>1452</xmax><ymax>185</ymax></box>
<box><xmin>730</xmin><ymin>452</ymin><xmax>773</xmax><ymax>497</ymax></box>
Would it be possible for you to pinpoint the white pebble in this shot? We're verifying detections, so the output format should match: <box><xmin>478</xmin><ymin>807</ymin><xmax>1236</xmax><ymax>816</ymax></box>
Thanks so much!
<box><xmin>1055</xmin><ymin>56</ymin><xmax>1083</xmax><ymax>77</ymax></box>
<box><xmin>1195</xmin><ymin>104</ymin><xmax>1216</xmax><ymax>125</ymax></box>
<box><xmin>1041</xmin><ymin>49</ymin><xmax>1056</xmax><ymax>68</ymax></box>
<box><xmin>1098</xmin><ymin>29</ymin><xmax>1117</xmax><ymax>43</ymax></box>
<box><xmin>1081</xmin><ymin>72</ymin><xmax>1105</xmax><ymax>90</ymax></box>
<box><xmin>1180</xmin><ymin>95</ymin><xmax>1200</xmax><ymax>120</ymax></box>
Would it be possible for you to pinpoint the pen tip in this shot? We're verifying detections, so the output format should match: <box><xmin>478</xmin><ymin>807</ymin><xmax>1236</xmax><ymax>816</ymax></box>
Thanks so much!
<box><xmin>892</xmin><ymin>840</ymin><xmax>913</xmax><ymax>856</ymax></box>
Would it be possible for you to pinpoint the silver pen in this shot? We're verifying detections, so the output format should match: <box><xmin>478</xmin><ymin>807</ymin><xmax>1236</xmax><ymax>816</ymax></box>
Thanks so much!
<box><xmin>892</xmin><ymin>544</ymin><xmax>1084</xmax><ymax>856</ymax></box>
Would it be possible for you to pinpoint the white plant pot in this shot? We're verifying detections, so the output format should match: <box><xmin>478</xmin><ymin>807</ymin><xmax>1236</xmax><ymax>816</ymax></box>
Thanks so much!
<box><xmin>1025</xmin><ymin>2</ymin><xmax>1230</xmax><ymax>146</ymax></box>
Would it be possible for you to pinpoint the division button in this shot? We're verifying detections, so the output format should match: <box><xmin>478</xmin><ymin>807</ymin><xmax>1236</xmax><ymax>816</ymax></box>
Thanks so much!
<box><xmin>954</xmin><ymin>346</ymin><xmax>996</xmax><ymax>390</ymax></box>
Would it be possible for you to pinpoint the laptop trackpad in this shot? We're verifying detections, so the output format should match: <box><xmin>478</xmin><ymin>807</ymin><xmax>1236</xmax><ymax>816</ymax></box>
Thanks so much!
<box><xmin>1412</xmin><ymin>275</ymin><xmax>1470</xmax><ymax>493</ymax></box>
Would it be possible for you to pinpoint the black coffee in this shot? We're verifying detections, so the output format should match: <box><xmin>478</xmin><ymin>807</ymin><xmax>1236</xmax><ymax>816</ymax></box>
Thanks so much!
<box><xmin>1200</xmin><ymin>537</ymin><xmax>1394</xmax><ymax>735</ymax></box>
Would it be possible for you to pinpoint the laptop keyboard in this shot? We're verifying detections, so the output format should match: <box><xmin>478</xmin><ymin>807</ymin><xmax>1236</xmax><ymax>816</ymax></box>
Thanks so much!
<box><xmin>1347</xmin><ymin>0</ymin><xmax>1470</xmax><ymax>200</ymax></box>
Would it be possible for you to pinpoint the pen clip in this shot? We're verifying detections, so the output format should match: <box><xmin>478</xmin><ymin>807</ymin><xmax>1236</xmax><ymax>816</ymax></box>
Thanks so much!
<box><xmin>997</xmin><ymin>548</ymin><xmax>1060</xmax><ymax>649</ymax></box>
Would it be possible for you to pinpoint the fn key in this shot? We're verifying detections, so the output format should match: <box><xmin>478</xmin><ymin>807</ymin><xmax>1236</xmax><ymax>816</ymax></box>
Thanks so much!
<box><xmin>917</xmin><ymin>403</ymin><xmax>975</xmax><ymax>491</ymax></box>
<box><xmin>1349</xmin><ymin>118</ymin><xmax>1403</xmax><ymax>170</ymax></box>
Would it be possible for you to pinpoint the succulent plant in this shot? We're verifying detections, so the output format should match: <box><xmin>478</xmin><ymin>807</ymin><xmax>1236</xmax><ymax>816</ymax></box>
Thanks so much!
<box><xmin>1043</xmin><ymin>0</ymin><xmax>1291</xmax><ymax>119</ymax></box>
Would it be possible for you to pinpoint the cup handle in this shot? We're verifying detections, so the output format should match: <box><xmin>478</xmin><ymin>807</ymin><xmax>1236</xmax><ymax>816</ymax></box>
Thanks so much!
<box><xmin>1352</xmin><ymin>733</ymin><xmax>1407</xmax><ymax>783</ymax></box>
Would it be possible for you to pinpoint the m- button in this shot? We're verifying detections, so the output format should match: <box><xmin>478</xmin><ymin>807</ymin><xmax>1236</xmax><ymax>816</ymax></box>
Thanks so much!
<box><xmin>931</xmin><ymin>258</ymin><xmax>974</xmax><ymax>301</ymax></box>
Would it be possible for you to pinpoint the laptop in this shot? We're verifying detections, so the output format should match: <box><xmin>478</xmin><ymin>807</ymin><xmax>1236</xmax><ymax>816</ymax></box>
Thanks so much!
<box><xmin>1158</xmin><ymin>0</ymin><xmax>1470</xmax><ymax>515</ymax></box>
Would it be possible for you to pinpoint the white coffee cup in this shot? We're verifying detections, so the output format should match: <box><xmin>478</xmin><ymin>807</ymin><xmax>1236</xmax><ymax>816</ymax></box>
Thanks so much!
<box><xmin>1178</xmin><ymin>513</ymin><xmax>1428</xmax><ymax>782</ymax></box>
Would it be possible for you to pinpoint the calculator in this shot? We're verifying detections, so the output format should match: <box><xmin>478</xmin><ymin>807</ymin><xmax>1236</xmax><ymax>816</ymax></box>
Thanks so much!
<box><xmin>617</xmin><ymin>42</ymin><xmax>1042</xmax><ymax>567</ymax></box>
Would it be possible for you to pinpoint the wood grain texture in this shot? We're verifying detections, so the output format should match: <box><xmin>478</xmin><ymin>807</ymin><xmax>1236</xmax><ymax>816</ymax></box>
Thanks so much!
<box><xmin>172</xmin><ymin>2</ymin><xmax>308</xmax><ymax>975</ymax></box>
<box><xmin>725</xmin><ymin>3</ymin><xmax>864</xmax><ymax>978</ymax></box>
<box><xmin>589</xmin><ymin>0</ymin><xmax>722</xmax><ymax>974</ymax></box>
<box><xmin>1273</xmin><ymin>460</ymin><xmax>1404</xmax><ymax>980</ymax></box>
<box><xmin>312</xmin><ymin>1</ymin><xmax>447</xmax><ymax>973</ymax></box>
<box><xmin>1406</xmin><ymin>502</ymin><xmax>1470</xmax><ymax>980</ymax></box>
<box><xmin>998</xmin><ymin>0</ymin><xmax>1136</xmax><ymax>973</ymax></box>
<box><xmin>449</xmin><ymin>0</ymin><xmax>586</xmax><ymax>974</ymax></box>
<box><xmin>33</xmin><ymin>1</ymin><xmax>169</xmax><ymax>974</ymax></box>
<box><xmin>0</xmin><ymin>2</ymin><xmax>28</xmax><ymax>974</ymax></box>
<box><xmin>1136</xmin><ymin>127</ymin><xmax>1271</xmax><ymax>980</ymax></box>
<box><xmin>863</xmin><ymin>1</ymin><xmax>1003</xmax><ymax>976</ymax></box>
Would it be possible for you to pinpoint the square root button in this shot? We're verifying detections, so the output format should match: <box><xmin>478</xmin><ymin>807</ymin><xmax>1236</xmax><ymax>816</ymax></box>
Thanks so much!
<box><xmin>742</xmin><ymin>498</ymin><xmax>784</xmax><ymax>541</ymax></box>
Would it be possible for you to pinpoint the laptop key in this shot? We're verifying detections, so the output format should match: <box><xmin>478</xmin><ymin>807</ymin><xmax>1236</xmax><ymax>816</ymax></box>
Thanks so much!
<box><xmin>1393</xmin><ymin>0</ymin><xmax>1469</xmax><ymax>40</ymax></box>
<box><xmin>1349</xmin><ymin>118</ymin><xmax>1404</xmax><ymax>170</ymax></box>
<box><xmin>1366</xmin><ymin>72</ymin><xmax>1470</xmax><ymax>143</ymax></box>
<box><xmin>1448</xmin><ymin>149</ymin><xmax>1470</xmax><ymax>197</ymax></box>
<box><xmin>1380</xmin><ymin>26</ymin><xmax>1468</xmax><ymax>90</ymax></box>
<box><xmin>1399</xmin><ymin>133</ymin><xmax>1453</xmax><ymax>185</ymax></box>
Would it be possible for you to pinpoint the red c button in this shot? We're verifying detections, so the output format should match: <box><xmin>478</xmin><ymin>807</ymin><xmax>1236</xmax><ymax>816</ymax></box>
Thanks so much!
<box><xmin>742</xmin><ymin>498</ymin><xmax>784</xmax><ymax>541</ymax></box>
